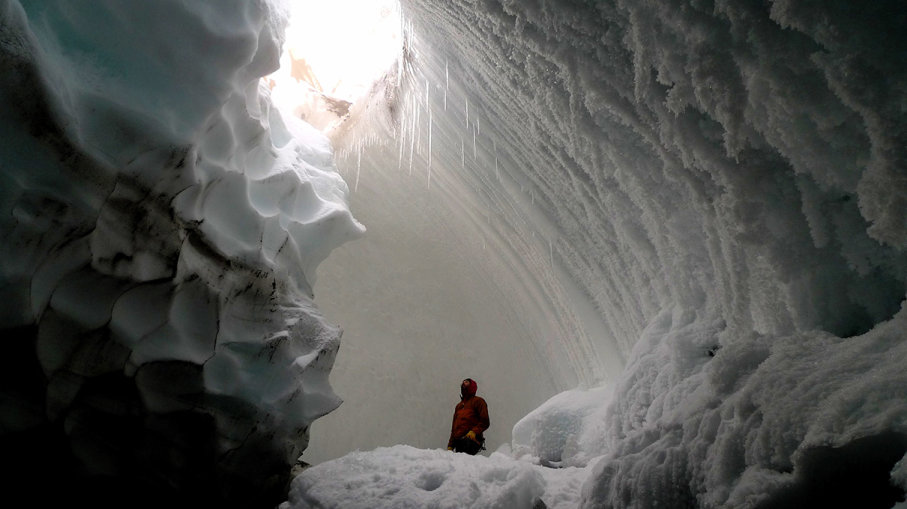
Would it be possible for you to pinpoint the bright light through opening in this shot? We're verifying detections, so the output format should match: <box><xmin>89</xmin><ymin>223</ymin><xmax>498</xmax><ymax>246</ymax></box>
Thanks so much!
<box><xmin>268</xmin><ymin>0</ymin><xmax>401</xmax><ymax>129</ymax></box>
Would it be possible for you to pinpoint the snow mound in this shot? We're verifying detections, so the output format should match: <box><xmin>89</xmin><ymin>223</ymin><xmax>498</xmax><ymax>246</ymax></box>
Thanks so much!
<box><xmin>581</xmin><ymin>304</ymin><xmax>907</xmax><ymax>508</ymax></box>
<box><xmin>283</xmin><ymin>445</ymin><xmax>589</xmax><ymax>509</ymax></box>
<box><xmin>512</xmin><ymin>384</ymin><xmax>613</xmax><ymax>468</ymax></box>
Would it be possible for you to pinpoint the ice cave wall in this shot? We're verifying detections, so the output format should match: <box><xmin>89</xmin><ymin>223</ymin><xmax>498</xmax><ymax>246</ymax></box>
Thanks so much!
<box><xmin>1</xmin><ymin>0</ymin><xmax>907</xmax><ymax>507</ymax></box>
<box><xmin>394</xmin><ymin>0</ymin><xmax>907</xmax><ymax>359</ymax></box>
<box><xmin>401</xmin><ymin>0</ymin><xmax>907</xmax><ymax>505</ymax></box>
<box><xmin>326</xmin><ymin>0</ymin><xmax>907</xmax><ymax>505</ymax></box>
<box><xmin>0</xmin><ymin>0</ymin><xmax>362</xmax><ymax>506</ymax></box>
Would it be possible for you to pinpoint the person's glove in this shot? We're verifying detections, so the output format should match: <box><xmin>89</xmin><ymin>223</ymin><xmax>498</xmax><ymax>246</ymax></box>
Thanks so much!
<box><xmin>465</xmin><ymin>430</ymin><xmax>478</xmax><ymax>442</ymax></box>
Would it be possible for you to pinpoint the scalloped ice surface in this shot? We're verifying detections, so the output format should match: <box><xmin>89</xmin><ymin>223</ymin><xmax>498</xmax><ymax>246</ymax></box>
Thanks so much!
<box><xmin>0</xmin><ymin>0</ymin><xmax>362</xmax><ymax>506</ymax></box>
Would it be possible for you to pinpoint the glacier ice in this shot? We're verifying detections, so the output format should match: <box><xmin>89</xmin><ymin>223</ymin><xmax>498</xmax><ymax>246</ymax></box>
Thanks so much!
<box><xmin>297</xmin><ymin>0</ymin><xmax>907</xmax><ymax>507</ymax></box>
<box><xmin>0</xmin><ymin>0</ymin><xmax>362</xmax><ymax>506</ymax></box>
<box><xmin>2</xmin><ymin>0</ymin><xmax>907</xmax><ymax>507</ymax></box>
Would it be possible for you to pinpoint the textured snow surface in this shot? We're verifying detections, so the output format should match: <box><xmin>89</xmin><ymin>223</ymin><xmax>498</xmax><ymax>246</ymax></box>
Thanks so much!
<box><xmin>284</xmin><ymin>445</ymin><xmax>592</xmax><ymax>509</ymax></box>
<box><xmin>286</xmin><ymin>306</ymin><xmax>907</xmax><ymax>508</ymax></box>
<box><xmin>511</xmin><ymin>384</ymin><xmax>613</xmax><ymax>469</ymax></box>
<box><xmin>584</xmin><ymin>305</ymin><xmax>907</xmax><ymax>508</ymax></box>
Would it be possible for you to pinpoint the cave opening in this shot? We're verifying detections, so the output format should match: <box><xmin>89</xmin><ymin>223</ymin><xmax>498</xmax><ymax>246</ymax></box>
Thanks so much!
<box><xmin>267</xmin><ymin>0</ymin><xmax>402</xmax><ymax>127</ymax></box>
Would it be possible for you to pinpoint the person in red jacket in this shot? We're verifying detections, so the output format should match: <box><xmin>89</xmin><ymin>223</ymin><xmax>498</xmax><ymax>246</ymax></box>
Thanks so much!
<box><xmin>447</xmin><ymin>378</ymin><xmax>490</xmax><ymax>454</ymax></box>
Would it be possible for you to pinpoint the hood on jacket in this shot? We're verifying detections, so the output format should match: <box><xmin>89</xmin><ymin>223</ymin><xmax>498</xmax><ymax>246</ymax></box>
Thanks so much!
<box><xmin>461</xmin><ymin>378</ymin><xmax>477</xmax><ymax>399</ymax></box>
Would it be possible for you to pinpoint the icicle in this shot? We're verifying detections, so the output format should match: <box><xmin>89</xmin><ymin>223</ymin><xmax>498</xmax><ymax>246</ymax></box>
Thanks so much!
<box><xmin>549</xmin><ymin>240</ymin><xmax>554</xmax><ymax>267</ymax></box>
<box><xmin>409</xmin><ymin>98</ymin><xmax>416</xmax><ymax>175</ymax></box>
<box><xmin>494</xmin><ymin>140</ymin><xmax>499</xmax><ymax>179</ymax></box>
<box><xmin>409</xmin><ymin>132</ymin><xmax>415</xmax><ymax>175</ymax></box>
<box><xmin>397</xmin><ymin>43</ymin><xmax>404</xmax><ymax>86</ymax></box>
<box><xmin>465</xmin><ymin>98</ymin><xmax>469</xmax><ymax>129</ymax></box>
<box><xmin>398</xmin><ymin>113</ymin><xmax>406</xmax><ymax>170</ymax></box>
<box><xmin>355</xmin><ymin>145</ymin><xmax>362</xmax><ymax>192</ymax></box>
<box><xmin>414</xmin><ymin>98</ymin><xmax>421</xmax><ymax>156</ymax></box>
<box><xmin>428</xmin><ymin>109</ymin><xmax>432</xmax><ymax>170</ymax></box>
<box><xmin>477</xmin><ymin>117</ymin><xmax>480</xmax><ymax>136</ymax></box>
<box><xmin>397</xmin><ymin>107</ymin><xmax>406</xmax><ymax>170</ymax></box>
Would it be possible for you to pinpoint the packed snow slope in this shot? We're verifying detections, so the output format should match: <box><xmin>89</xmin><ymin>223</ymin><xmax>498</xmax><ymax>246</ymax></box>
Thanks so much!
<box><xmin>293</xmin><ymin>0</ymin><xmax>907</xmax><ymax>507</ymax></box>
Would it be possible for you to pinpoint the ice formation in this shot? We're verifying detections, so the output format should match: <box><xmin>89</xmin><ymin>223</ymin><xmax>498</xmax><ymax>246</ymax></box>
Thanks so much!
<box><xmin>295</xmin><ymin>0</ymin><xmax>907</xmax><ymax>507</ymax></box>
<box><xmin>2</xmin><ymin>0</ymin><xmax>907</xmax><ymax>508</ymax></box>
<box><xmin>0</xmin><ymin>0</ymin><xmax>361</xmax><ymax>506</ymax></box>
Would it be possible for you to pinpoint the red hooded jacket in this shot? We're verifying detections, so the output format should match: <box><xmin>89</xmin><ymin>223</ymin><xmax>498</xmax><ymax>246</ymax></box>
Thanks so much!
<box><xmin>448</xmin><ymin>379</ymin><xmax>489</xmax><ymax>449</ymax></box>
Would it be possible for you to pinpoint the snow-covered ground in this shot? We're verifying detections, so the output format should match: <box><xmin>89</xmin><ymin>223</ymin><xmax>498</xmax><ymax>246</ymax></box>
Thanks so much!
<box><xmin>284</xmin><ymin>445</ymin><xmax>590</xmax><ymax>509</ymax></box>
<box><xmin>284</xmin><ymin>305</ymin><xmax>907</xmax><ymax>508</ymax></box>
